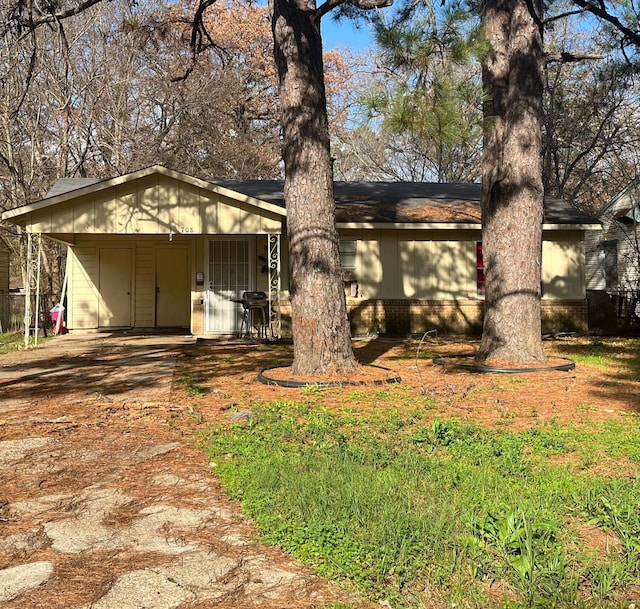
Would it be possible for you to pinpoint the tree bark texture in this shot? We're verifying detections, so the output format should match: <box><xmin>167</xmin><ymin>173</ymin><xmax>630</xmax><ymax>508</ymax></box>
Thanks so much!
<box><xmin>478</xmin><ymin>0</ymin><xmax>547</xmax><ymax>364</ymax></box>
<box><xmin>270</xmin><ymin>0</ymin><xmax>357</xmax><ymax>375</ymax></box>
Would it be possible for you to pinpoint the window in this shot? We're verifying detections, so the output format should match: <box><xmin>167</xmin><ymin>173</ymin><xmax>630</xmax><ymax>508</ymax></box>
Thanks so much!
<box><xmin>339</xmin><ymin>240</ymin><xmax>358</xmax><ymax>297</ymax></box>
<box><xmin>602</xmin><ymin>240</ymin><xmax>618</xmax><ymax>290</ymax></box>
<box><xmin>476</xmin><ymin>242</ymin><xmax>485</xmax><ymax>296</ymax></box>
<box><xmin>339</xmin><ymin>240</ymin><xmax>357</xmax><ymax>272</ymax></box>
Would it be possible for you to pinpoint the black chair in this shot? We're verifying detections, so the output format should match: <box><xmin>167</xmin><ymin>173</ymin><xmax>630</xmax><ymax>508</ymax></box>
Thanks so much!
<box><xmin>239</xmin><ymin>291</ymin><xmax>268</xmax><ymax>338</ymax></box>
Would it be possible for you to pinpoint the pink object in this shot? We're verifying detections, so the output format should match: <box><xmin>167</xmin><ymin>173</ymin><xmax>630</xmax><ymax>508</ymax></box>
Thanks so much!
<box><xmin>50</xmin><ymin>305</ymin><xmax>66</xmax><ymax>334</ymax></box>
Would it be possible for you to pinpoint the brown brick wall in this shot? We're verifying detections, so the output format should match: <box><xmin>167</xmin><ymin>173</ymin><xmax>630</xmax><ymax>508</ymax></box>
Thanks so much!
<box><xmin>346</xmin><ymin>299</ymin><xmax>484</xmax><ymax>335</ymax></box>
<box><xmin>540</xmin><ymin>300</ymin><xmax>588</xmax><ymax>334</ymax></box>
<box><xmin>274</xmin><ymin>298</ymin><xmax>588</xmax><ymax>337</ymax></box>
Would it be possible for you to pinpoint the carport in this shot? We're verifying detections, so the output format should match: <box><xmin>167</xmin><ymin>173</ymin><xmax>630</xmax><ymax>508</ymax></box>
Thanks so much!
<box><xmin>2</xmin><ymin>166</ymin><xmax>284</xmax><ymax>337</ymax></box>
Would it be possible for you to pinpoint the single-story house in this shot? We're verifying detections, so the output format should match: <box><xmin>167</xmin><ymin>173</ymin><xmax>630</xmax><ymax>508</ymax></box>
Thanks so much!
<box><xmin>1</xmin><ymin>165</ymin><xmax>599</xmax><ymax>337</ymax></box>
<box><xmin>585</xmin><ymin>178</ymin><xmax>639</xmax><ymax>325</ymax></box>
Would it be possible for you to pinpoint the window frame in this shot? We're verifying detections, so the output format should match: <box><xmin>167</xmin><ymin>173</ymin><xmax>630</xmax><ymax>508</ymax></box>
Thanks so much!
<box><xmin>476</xmin><ymin>241</ymin><xmax>485</xmax><ymax>297</ymax></box>
<box><xmin>339</xmin><ymin>239</ymin><xmax>357</xmax><ymax>273</ymax></box>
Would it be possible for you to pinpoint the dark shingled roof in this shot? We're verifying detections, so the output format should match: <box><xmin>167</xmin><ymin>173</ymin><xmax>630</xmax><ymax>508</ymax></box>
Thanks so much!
<box><xmin>210</xmin><ymin>180</ymin><xmax>598</xmax><ymax>225</ymax></box>
<box><xmin>44</xmin><ymin>176</ymin><xmax>598</xmax><ymax>225</ymax></box>
<box><xmin>45</xmin><ymin>178</ymin><xmax>103</xmax><ymax>199</ymax></box>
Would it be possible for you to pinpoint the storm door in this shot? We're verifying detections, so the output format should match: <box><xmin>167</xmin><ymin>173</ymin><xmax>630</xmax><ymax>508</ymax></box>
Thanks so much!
<box><xmin>205</xmin><ymin>239</ymin><xmax>251</xmax><ymax>333</ymax></box>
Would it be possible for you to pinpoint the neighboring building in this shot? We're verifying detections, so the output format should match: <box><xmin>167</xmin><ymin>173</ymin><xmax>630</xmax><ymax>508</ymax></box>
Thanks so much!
<box><xmin>1</xmin><ymin>165</ymin><xmax>599</xmax><ymax>337</ymax></box>
<box><xmin>585</xmin><ymin>178</ymin><xmax>640</xmax><ymax>325</ymax></box>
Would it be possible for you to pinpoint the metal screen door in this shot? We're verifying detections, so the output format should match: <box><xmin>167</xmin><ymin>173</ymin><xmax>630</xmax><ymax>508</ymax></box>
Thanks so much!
<box><xmin>205</xmin><ymin>239</ymin><xmax>250</xmax><ymax>333</ymax></box>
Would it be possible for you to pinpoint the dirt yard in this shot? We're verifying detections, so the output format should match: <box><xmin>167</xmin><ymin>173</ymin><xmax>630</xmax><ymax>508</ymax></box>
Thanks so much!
<box><xmin>174</xmin><ymin>334</ymin><xmax>640</xmax><ymax>430</ymax></box>
<box><xmin>0</xmin><ymin>332</ymin><xmax>638</xmax><ymax>609</ymax></box>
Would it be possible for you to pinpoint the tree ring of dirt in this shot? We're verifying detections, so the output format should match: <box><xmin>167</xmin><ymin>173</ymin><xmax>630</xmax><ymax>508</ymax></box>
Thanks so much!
<box><xmin>432</xmin><ymin>354</ymin><xmax>576</xmax><ymax>374</ymax></box>
<box><xmin>257</xmin><ymin>364</ymin><xmax>402</xmax><ymax>387</ymax></box>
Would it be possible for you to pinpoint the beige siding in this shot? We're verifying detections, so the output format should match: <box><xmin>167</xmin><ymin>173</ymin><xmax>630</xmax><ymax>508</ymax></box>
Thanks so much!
<box><xmin>339</xmin><ymin>228</ymin><xmax>584</xmax><ymax>301</ymax></box>
<box><xmin>379</xmin><ymin>233</ymin><xmax>401</xmax><ymax>297</ymax></box>
<box><xmin>50</xmin><ymin>203</ymin><xmax>74</xmax><ymax>233</ymax></box>
<box><xmin>135</xmin><ymin>246</ymin><xmax>155</xmax><ymax>327</ymax></box>
<box><xmin>342</xmin><ymin>229</ymin><xmax>480</xmax><ymax>299</ymax></box>
<box><xmin>426</xmin><ymin>240</ymin><xmax>476</xmax><ymax>299</ymax></box>
<box><xmin>97</xmin><ymin>187</ymin><xmax>118</xmax><ymax>231</ymax></box>
<box><xmin>194</xmin><ymin>235</ymin><xmax>206</xmax><ymax>292</ymax></box>
<box><xmin>26</xmin><ymin>175</ymin><xmax>283</xmax><ymax>236</ymax></box>
<box><xmin>177</xmin><ymin>181</ymin><xmax>201</xmax><ymax>233</ymax></box>
<box><xmin>74</xmin><ymin>197</ymin><xmax>95</xmax><ymax>233</ymax></box>
<box><xmin>132</xmin><ymin>175</ymin><xmax>160</xmax><ymax>232</ymax></box>
<box><xmin>400</xmin><ymin>239</ymin><xmax>417</xmax><ymax>297</ymax></box>
<box><xmin>199</xmin><ymin>191</ymin><xmax>281</xmax><ymax>234</ymax></box>
<box><xmin>30</xmin><ymin>212</ymin><xmax>51</xmax><ymax>234</ymax></box>
<box><xmin>157</xmin><ymin>177</ymin><xmax>176</xmax><ymax>231</ymax></box>
<box><xmin>357</xmin><ymin>237</ymin><xmax>382</xmax><ymax>298</ymax></box>
<box><xmin>68</xmin><ymin>234</ymin><xmax>196</xmax><ymax>331</ymax></box>
<box><xmin>541</xmin><ymin>234</ymin><xmax>585</xmax><ymax>299</ymax></box>
<box><xmin>68</xmin><ymin>245</ymin><xmax>99</xmax><ymax>329</ymax></box>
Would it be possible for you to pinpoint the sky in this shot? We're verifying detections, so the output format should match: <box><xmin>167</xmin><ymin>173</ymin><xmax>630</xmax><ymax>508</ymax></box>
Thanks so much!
<box><xmin>320</xmin><ymin>14</ymin><xmax>382</xmax><ymax>51</ymax></box>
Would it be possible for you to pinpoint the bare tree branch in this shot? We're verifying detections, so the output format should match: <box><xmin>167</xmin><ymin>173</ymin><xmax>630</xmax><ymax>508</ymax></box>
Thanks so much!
<box><xmin>13</xmin><ymin>0</ymin><xmax>104</xmax><ymax>31</ymax></box>
<box><xmin>544</xmin><ymin>8</ymin><xmax>587</xmax><ymax>24</ymax></box>
<box><xmin>545</xmin><ymin>51</ymin><xmax>604</xmax><ymax>62</ymax></box>
<box><xmin>11</xmin><ymin>34</ymin><xmax>38</xmax><ymax>119</ymax></box>
<box><xmin>190</xmin><ymin>0</ymin><xmax>218</xmax><ymax>54</ymax></box>
<box><xmin>571</xmin><ymin>0</ymin><xmax>640</xmax><ymax>47</ymax></box>
<box><xmin>172</xmin><ymin>0</ymin><xmax>233</xmax><ymax>82</ymax></box>
<box><xmin>316</xmin><ymin>0</ymin><xmax>392</xmax><ymax>21</ymax></box>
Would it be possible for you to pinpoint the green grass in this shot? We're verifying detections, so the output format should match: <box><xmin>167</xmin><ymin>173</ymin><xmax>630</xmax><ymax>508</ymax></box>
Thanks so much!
<box><xmin>0</xmin><ymin>330</ymin><xmax>53</xmax><ymax>354</ymax></box>
<box><xmin>553</xmin><ymin>338</ymin><xmax>639</xmax><ymax>378</ymax></box>
<box><xmin>203</xmin><ymin>402</ymin><xmax>640</xmax><ymax>608</ymax></box>
<box><xmin>569</xmin><ymin>354</ymin><xmax>613</xmax><ymax>369</ymax></box>
<box><xmin>0</xmin><ymin>331</ymin><xmax>23</xmax><ymax>353</ymax></box>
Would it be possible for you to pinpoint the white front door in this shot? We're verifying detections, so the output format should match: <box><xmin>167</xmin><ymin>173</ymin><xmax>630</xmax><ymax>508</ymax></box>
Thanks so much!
<box><xmin>205</xmin><ymin>239</ymin><xmax>251</xmax><ymax>333</ymax></box>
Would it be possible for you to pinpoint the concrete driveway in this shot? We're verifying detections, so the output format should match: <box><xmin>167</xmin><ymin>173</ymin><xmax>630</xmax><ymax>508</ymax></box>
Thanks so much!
<box><xmin>0</xmin><ymin>333</ymin><xmax>364</xmax><ymax>609</ymax></box>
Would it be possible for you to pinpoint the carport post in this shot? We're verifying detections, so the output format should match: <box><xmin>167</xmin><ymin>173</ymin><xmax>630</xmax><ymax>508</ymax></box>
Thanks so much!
<box><xmin>23</xmin><ymin>233</ymin><xmax>43</xmax><ymax>348</ymax></box>
<box><xmin>268</xmin><ymin>234</ymin><xmax>281</xmax><ymax>339</ymax></box>
<box><xmin>33</xmin><ymin>234</ymin><xmax>42</xmax><ymax>346</ymax></box>
<box><xmin>54</xmin><ymin>249</ymin><xmax>69</xmax><ymax>335</ymax></box>
<box><xmin>23</xmin><ymin>234</ymin><xmax>32</xmax><ymax>349</ymax></box>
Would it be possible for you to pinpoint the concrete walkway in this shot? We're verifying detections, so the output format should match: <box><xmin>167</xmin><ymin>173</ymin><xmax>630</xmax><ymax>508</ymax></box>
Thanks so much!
<box><xmin>0</xmin><ymin>333</ymin><xmax>363</xmax><ymax>609</ymax></box>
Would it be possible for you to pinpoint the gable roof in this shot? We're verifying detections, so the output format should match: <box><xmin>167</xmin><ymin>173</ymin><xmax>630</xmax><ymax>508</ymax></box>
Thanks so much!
<box><xmin>2</xmin><ymin>165</ymin><xmax>598</xmax><ymax>229</ymax></box>
<box><xmin>597</xmin><ymin>176</ymin><xmax>640</xmax><ymax>217</ymax></box>
<box><xmin>2</xmin><ymin>166</ymin><xmax>286</xmax><ymax>222</ymax></box>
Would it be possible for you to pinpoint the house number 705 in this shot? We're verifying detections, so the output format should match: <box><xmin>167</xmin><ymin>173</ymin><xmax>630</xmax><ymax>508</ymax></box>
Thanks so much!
<box><xmin>180</xmin><ymin>227</ymin><xmax>194</xmax><ymax>233</ymax></box>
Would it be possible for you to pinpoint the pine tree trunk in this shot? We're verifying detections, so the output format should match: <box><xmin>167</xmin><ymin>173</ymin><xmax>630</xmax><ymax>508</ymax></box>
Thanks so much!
<box><xmin>478</xmin><ymin>0</ymin><xmax>547</xmax><ymax>364</ymax></box>
<box><xmin>270</xmin><ymin>0</ymin><xmax>357</xmax><ymax>375</ymax></box>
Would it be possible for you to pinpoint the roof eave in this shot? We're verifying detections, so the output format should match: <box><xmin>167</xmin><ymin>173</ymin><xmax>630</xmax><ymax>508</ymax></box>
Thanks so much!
<box><xmin>542</xmin><ymin>223</ymin><xmax>601</xmax><ymax>230</ymax></box>
<box><xmin>337</xmin><ymin>221</ymin><xmax>597</xmax><ymax>230</ymax></box>
<box><xmin>597</xmin><ymin>176</ymin><xmax>640</xmax><ymax>216</ymax></box>
<box><xmin>337</xmin><ymin>221</ymin><xmax>481</xmax><ymax>229</ymax></box>
<box><xmin>2</xmin><ymin>165</ymin><xmax>286</xmax><ymax>223</ymax></box>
